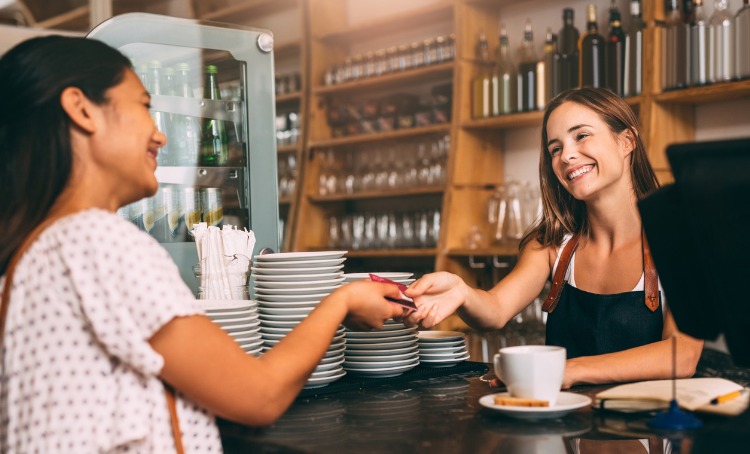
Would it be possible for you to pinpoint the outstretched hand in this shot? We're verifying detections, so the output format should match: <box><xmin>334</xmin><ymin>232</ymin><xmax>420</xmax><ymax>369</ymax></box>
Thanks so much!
<box><xmin>402</xmin><ymin>272</ymin><xmax>467</xmax><ymax>329</ymax></box>
<box><xmin>337</xmin><ymin>281</ymin><xmax>409</xmax><ymax>331</ymax></box>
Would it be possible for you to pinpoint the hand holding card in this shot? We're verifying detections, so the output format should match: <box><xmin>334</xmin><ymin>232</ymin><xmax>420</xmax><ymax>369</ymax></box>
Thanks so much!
<box><xmin>369</xmin><ymin>273</ymin><xmax>417</xmax><ymax>312</ymax></box>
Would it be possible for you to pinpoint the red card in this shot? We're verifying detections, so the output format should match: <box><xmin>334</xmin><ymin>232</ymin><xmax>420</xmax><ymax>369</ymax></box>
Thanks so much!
<box><xmin>369</xmin><ymin>273</ymin><xmax>417</xmax><ymax>312</ymax></box>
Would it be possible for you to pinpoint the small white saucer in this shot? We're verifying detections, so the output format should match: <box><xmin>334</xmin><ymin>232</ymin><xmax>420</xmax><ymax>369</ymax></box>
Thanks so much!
<box><xmin>479</xmin><ymin>392</ymin><xmax>592</xmax><ymax>420</ymax></box>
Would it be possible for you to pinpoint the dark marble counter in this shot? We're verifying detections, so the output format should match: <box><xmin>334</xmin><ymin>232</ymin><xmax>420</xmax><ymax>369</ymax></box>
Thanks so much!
<box><xmin>218</xmin><ymin>349</ymin><xmax>750</xmax><ymax>454</ymax></box>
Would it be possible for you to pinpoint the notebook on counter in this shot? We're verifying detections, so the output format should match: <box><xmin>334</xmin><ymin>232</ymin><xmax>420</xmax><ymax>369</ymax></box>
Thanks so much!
<box><xmin>594</xmin><ymin>377</ymin><xmax>748</xmax><ymax>416</ymax></box>
<box><xmin>638</xmin><ymin>138</ymin><xmax>750</xmax><ymax>367</ymax></box>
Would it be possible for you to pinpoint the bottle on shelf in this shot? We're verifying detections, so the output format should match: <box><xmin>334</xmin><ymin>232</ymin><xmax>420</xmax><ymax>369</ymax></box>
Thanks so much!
<box><xmin>663</xmin><ymin>0</ymin><xmax>690</xmax><ymax>89</ymax></box>
<box><xmin>690</xmin><ymin>0</ymin><xmax>710</xmax><ymax>86</ymax></box>
<box><xmin>623</xmin><ymin>0</ymin><xmax>645</xmax><ymax>96</ymax></box>
<box><xmin>579</xmin><ymin>4</ymin><xmax>605</xmax><ymax>88</ymax></box>
<box><xmin>737</xmin><ymin>0</ymin><xmax>750</xmax><ymax>79</ymax></box>
<box><xmin>538</xmin><ymin>28</ymin><xmax>557</xmax><ymax>110</ymax></box>
<box><xmin>472</xmin><ymin>31</ymin><xmax>493</xmax><ymax>119</ymax></box>
<box><xmin>172</xmin><ymin>63</ymin><xmax>201</xmax><ymax>165</ymax></box>
<box><xmin>492</xmin><ymin>26</ymin><xmax>517</xmax><ymax>116</ymax></box>
<box><xmin>605</xmin><ymin>1</ymin><xmax>626</xmax><ymax>95</ymax></box>
<box><xmin>558</xmin><ymin>8</ymin><xmax>580</xmax><ymax>92</ymax></box>
<box><xmin>517</xmin><ymin>19</ymin><xmax>538</xmax><ymax>112</ymax></box>
<box><xmin>200</xmin><ymin>65</ymin><xmax>229</xmax><ymax>166</ymax></box>
<box><xmin>708</xmin><ymin>0</ymin><xmax>735</xmax><ymax>83</ymax></box>
<box><xmin>147</xmin><ymin>60</ymin><xmax>174</xmax><ymax>166</ymax></box>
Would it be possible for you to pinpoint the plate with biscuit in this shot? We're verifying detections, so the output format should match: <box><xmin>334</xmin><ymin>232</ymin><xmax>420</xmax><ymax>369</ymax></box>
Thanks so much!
<box><xmin>479</xmin><ymin>392</ymin><xmax>592</xmax><ymax>420</ymax></box>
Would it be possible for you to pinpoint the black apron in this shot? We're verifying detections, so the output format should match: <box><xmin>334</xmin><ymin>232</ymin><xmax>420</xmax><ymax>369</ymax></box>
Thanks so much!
<box><xmin>543</xmin><ymin>233</ymin><xmax>664</xmax><ymax>359</ymax></box>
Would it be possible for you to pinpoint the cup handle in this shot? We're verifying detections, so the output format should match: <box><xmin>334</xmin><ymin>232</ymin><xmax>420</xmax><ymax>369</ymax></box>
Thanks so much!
<box><xmin>493</xmin><ymin>352</ymin><xmax>504</xmax><ymax>382</ymax></box>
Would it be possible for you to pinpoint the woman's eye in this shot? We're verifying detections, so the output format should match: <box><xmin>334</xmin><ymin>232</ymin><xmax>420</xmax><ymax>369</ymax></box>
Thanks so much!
<box><xmin>576</xmin><ymin>133</ymin><xmax>589</xmax><ymax>141</ymax></box>
<box><xmin>549</xmin><ymin>146</ymin><xmax>561</xmax><ymax>155</ymax></box>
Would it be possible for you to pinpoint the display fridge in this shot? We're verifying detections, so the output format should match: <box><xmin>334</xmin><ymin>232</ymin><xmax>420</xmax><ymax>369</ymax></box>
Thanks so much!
<box><xmin>88</xmin><ymin>13</ymin><xmax>279</xmax><ymax>296</ymax></box>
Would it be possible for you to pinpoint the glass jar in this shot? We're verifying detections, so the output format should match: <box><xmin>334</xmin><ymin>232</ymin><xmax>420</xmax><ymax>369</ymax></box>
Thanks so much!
<box><xmin>423</xmin><ymin>38</ymin><xmax>438</xmax><ymax>65</ymax></box>
<box><xmin>363</xmin><ymin>51</ymin><xmax>376</xmax><ymax>78</ymax></box>
<box><xmin>374</xmin><ymin>49</ymin><xmax>388</xmax><ymax>76</ymax></box>
<box><xmin>435</xmin><ymin>35</ymin><xmax>447</xmax><ymax>62</ymax></box>
<box><xmin>397</xmin><ymin>44</ymin><xmax>412</xmax><ymax>71</ymax></box>
<box><xmin>411</xmin><ymin>41</ymin><xmax>425</xmax><ymax>67</ymax></box>
<box><xmin>446</xmin><ymin>33</ymin><xmax>456</xmax><ymax>60</ymax></box>
<box><xmin>324</xmin><ymin>64</ymin><xmax>336</xmax><ymax>85</ymax></box>
<box><xmin>350</xmin><ymin>54</ymin><xmax>363</xmax><ymax>81</ymax></box>
<box><xmin>386</xmin><ymin>46</ymin><xmax>399</xmax><ymax>73</ymax></box>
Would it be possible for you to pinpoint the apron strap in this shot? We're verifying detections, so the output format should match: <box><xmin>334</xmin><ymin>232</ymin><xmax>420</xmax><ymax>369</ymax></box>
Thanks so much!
<box><xmin>542</xmin><ymin>233</ymin><xmax>581</xmax><ymax>313</ymax></box>
<box><xmin>542</xmin><ymin>231</ymin><xmax>660</xmax><ymax>313</ymax></box>
<box><xmin>643</xmin><ymin>232</ymin><xmax>660</xmax><ymax>312</ymax></box>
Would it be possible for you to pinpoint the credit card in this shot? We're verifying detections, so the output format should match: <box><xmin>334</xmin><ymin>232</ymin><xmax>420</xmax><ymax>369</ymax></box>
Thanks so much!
<box><xmin>369</xmin><ymin>273</ymin><xmax>417</xmax><ymax>312</ymax></box>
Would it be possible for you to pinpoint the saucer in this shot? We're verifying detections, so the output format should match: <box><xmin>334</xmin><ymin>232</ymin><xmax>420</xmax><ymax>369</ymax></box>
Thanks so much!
<box><xmin>479</xmin><ymin>392</ymin><xmax>592</xmax><ymax>420</ymax></box>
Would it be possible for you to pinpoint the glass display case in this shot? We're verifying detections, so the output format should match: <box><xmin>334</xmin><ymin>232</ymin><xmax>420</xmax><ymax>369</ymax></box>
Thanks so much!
<box><xmin>88</xmin><ymin>13</ymin><xmax>279</xmax><ymax>295</ymax></box>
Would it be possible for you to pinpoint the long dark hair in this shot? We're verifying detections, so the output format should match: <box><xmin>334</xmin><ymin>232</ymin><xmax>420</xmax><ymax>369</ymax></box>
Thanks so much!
<box><xmin>0</xmin><ymin>36</ymin><xmax>131</xmax><ymax>274</ymax></box>
<box><xmin>521</xmin><ymin>87</ymin><xmax>660</xmax><ymax>249</ymax></box>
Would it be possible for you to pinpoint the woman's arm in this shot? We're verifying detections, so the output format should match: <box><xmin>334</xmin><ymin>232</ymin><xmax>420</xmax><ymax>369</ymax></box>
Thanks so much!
<box><xmin>562</xmin><ymin>310</ymin><xmax>704</xmax><ymax>388</ymax></box>
<box><xmin>149</xmin><ymin>281</ymin><xmax>405</xmax><ymax>426</ymax></box>
<box><xmin>405</xmin><ymin>239</ymin><xmax>552</xmax><ymax>330</ymax></box>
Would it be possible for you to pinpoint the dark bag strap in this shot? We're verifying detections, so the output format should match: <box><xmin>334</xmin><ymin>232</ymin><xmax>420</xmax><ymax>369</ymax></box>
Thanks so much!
<box><xmin>1</xmin><ymin>214</ymin><xmax>185</xmax><ymax>454</ymax></box>
<box><xmin>542</xmin><ymin>232</ymin><xmax>660</xmax><ymax>313</ymax></box>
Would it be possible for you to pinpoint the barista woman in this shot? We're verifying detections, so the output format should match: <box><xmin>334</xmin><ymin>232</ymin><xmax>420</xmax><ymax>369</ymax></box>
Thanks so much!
<box><xmin>405</xmin><ymin>88</ymin><xmax>703</xmax><ymax>389</ymax></box>
<box><xmin>0</xmin><ymin>36</ymin><xmax>405</xmax><ymax>452</ymax></box>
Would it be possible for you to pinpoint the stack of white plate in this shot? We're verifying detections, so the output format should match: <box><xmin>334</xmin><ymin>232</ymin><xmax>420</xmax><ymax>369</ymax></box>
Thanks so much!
<box><xmin>252</xmin><ymin>251</ymin><xmax>348</xmax><ymax>388</ymax></box>
<box><xmin>417</xmin><ymin>330</ymin><xmax>470</xmax><ymax>367</ymax></box>
<box><xmin>343</xmin><ymin>319</ymin><xmax>420</xmax><ymax>378</ymax></box>
<box><xmin>198</xmin><ymin>300</ymin><xmax>264</xmax><ymax>356</ymax></box>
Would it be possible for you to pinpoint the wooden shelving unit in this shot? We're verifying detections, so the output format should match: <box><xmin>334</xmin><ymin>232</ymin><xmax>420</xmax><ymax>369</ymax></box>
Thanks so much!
<box><xmin>309</xmin><ymin>186</ymin><xmax>445</xmax><ymax>203</ymax></box>
<box><xmin>308</xmin><ymin>124</ymin><xmax>451</xmax><ymax>149</ymax></box>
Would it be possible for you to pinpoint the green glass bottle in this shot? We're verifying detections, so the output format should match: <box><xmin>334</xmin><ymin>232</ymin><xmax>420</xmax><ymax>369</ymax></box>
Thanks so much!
<box><xmin>200</xmin><ymin>65</ymin><xmax>228</xmax><ymax>166</ymax></box>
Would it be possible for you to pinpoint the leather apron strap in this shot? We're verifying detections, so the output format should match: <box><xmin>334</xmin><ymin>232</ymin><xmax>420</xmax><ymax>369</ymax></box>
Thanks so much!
<box><xmin>1</xmin><ymin>213</ymin><xmax>185</xmax><ymax>454</ymax></box>
<box><xmin>542</xmin><ymin>231</ymin><xmax>660</xmax><ymax>313</ymax></box>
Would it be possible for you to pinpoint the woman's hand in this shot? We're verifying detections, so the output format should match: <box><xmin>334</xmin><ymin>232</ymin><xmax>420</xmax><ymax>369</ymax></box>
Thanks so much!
<box><xmin>402</xmin><ymin>272</ymin><xmax>468</xmax><ymax>328</ymax></box>
<box><xmin>335</xmin><ymin>280</ymin><xmax>407</xmax><ymax>331</ymax></box>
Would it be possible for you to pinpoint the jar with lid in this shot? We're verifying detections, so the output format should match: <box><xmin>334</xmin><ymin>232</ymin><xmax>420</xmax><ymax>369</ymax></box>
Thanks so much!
<box><xmin>445</xmin><ymin>33</ymin><xmax>456</xmax><ymax>60</ymax></box>
<box><xmin>350</xmin><ymin>54</ymin><xmax>364</xmax><ymax>80</ymax></box>
<box><xmin>386</xmin><ymin>46</ymin><xmax>399</xmax><ymax>73</ymax></box>
<box><xmin>435</xmin><ymin>35</ymin><xmax>447</xmax><ymax>62</ymax></box>
<box><xmin>423</xmin><ymin>38</ymin><xmax>438</xmax><ymax>65</ymax></box>
<box><xmin>363</xmin><ymin>51</ymin><xmax>376</xmax><ymax>78</ymax></box>
<box><xmin>324</xmin><ymin>65</ymin><xmax>336</xmax><ymax>85</ymax></box>
<box><xmin>338</xmin><ymin>57</ymin><xmax>353</xmax><ymax>83</ymax></box>
<box><xmin>411</xmin><ymin>41</ymin><xmax>425</xmax><ymax>67</ymax></box>
<box><xmin>374</xmin><ymin>49</ymin><xmax>388</xmax><ymax>76</ymax></box>
<box><xmin>397</xmin><ymin>44</ymin><xmax>412</xmax><ymax>71</ymax></box>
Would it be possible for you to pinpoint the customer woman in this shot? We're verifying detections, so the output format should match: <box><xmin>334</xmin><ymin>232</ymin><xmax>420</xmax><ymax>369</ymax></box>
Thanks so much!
<box><xmin>404</xmin><ymin>88</ymin><xmax>703</xmax><ymax>389</ymax></box>
<box><xmin>0</xmin><ymin>36</ymin><xmax>405</xmax><ymax>453</ymax></box>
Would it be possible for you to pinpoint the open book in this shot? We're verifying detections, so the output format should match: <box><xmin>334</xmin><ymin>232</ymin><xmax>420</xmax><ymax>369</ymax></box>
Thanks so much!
<box><xmin>594</xmin><ymin>378</ymin><xmax>748</xmax><ymax>416</ymax></box>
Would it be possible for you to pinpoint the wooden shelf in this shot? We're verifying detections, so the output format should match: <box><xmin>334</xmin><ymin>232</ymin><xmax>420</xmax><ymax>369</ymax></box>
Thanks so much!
<box><xmin>462</xmin><ymin>110</ymin><xmax>545</xmax><ymax>131</ymax></box>
<box><xmin>317</xmin><ymin>1</ymin><xmax>454</xmax><ymax>44</ymax></box>
<box><xmin>314</xmin><ymin>62</ymin><xmax>454</xmax><ymax>96</ymax></box>
<box><xmin>346</xmin><ymin>248</ymin><xmax>438</xmax><ymax>258</ymax></box>
<box><xmin>277</xmin><ymin>143</ymin><xmax>300</xmax><ymax>153</ymax></box>
<box><xmin>275</xmin><ymin>40</ymin><xmax>302</xmax><ymax>60</ymax></box>
<box><xmin>448</xmin><ymin>246</ymin><xmax>519</xmax><ymax>257</ymax></box>
<box><xmin>276</xmin><ymin>92</ymin><xmax>302</xmax><ymax>103</ymax></box>
<box><xmin>309</xmin><ymin>186</ymin><xmax>445</xmax><ymax>203</ymax></box>
<box><xmin>35</xmin><ymin>5</ymin><xmax>88</xmax><ymax>29</ymax></box>
<box><xmin>200</xmin><ymin>0</ymin><xmax>298</xmax><ymax>21</ymax></box>
<box><xmin>309</xmin><ymin>124</ymin><xmax>451</xmax><ymax>148</ymax></box>
<box><xmin>654</xmin><ymin>79</ymin><xmax>750</xmax><ymax>105</ymax></box>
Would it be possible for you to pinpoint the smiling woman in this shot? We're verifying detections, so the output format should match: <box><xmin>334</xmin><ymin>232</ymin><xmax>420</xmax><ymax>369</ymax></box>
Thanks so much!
<box><xmin>403</xmin><ymin>87</ymin><xmax>704</xmax><ymax>390</ymax></box>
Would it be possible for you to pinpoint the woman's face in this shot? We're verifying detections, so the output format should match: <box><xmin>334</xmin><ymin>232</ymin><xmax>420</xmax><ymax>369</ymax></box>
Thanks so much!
<box><xmin>545</xmin><ymin>101</ymin><xmax>633</xmax><ymax>202</ymax></box>
<box><xmin>90</xmin><ymin>69</ymin><xmax>166</xmax><ymax>205</ymax></box>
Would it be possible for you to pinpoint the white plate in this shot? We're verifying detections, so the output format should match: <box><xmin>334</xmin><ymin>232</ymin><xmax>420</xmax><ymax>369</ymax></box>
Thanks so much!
<box><xmin>479</xmin><ymin>392</ymin><xmax>593</xmax><ymax>420</ymax></box>
<box><xmin>343</xmin><ymin>360</ymin><xmax>419</xmax><ymax>377</ymax></box>
<box><xmin>222</xmin><ymin>321</ymin><xmax>261</xmax><ymax>333</ymax></box>
<box><xmin>255</xmin><ymin>285</ymin><xmax>340</xmax><ymax>295</ymax></box>
<box><xmin>251</xmin><ymin>265</ymin><xmax>344</xmax><ymax>276</ymax></box>
<box><xmin>343</xmin><ymin>344</ymin><xmax>418</xmax><ymax>356</ymax></box>
<box><xmin>206</xmin><ymin>308</ymin><xmax>258</xmax><ymax>319</ymax></box>
<box><xmin>254</xmin><ymin>251</ymin><xmax>347</xmax><ymax>262</ymax></box>
<box><xmin>345</xmin><ymin>327</ymin><xmax>417</xmax><ymax>338</ymax></box>
<box><xmin>199</xmin><ymin>300</ymin><xmax>256</xmax><ymax>312</ymax></box>
<box><xmin>417</xmin><ymin>345</ymin><xmax>467</xmax><ymax>354</ymax></box>
<box><xmin>252</xmin><ymin>258</ymin><xmax>346</xmax><ymax>268</ymax></box>
<box><xmin>256</xmin><ymin>300</ymin><xmax>322</xmax><ymax>309</ymax></box>
<box><xmin>304</xmin><ymin>370</ymin><xmax>347</xmax><ymax>389</ymax></box>
<box><xmin>417</xmin><ymin>331</ymin><xmax>465</xmax><ymax>342</ymax></box>
<box><xmin>418</xmin><ymin>339</ymin><xmax>466</xmax><ymax>349</ymax></box>
<box><xmin>419</xmin><ymin>349</ymin><xmax>469</xmax><ymax>359</ymax></box>
<box><xmin>344</xmin><ymin>357</ymin><xmax>418</xmax><ymax>369</ymax></box>
<box><xmin>253</xmin><ymin>272</ymin><xmax>344</xmax><ymax>282</ymax></box>
<box><xmin>344</xmin><ymin>351</ymin><xmax>418</xmax><ymax>362</ymax></box>
<box><xmin>343</xmin><ymin>272</ymin><xmax>414</xmax><ymax>280</ymax></box>
<box><xmin>344</xmin><ymin>339</ymin><xmax>418</xmax><ymax>350</ymax></box>
<box><xmin>344</xmin><ymin>334</ymin><xmax>416</xmax><ymax>344</ymax></box>
<box><xmin>258</xmin><ymin>313</ymin><xmax>309</xmax><ymax>321</ymax></box>
<box><xmin>257</xmin><ymin>293</ymin><xmax>331</xmax><ymax>303</ymax></box>
<box><xmin>210</xmin><ymin>314</ymin><xmax>259</xmax><ymax>325</ymax></box>
<box><xmin>254</xmin><ymin>277</ymin><xmax>345</xmax><ymax>289</ymax></box>
<box><xmin>258</xmin><ymin>306</ymin><xmax>314</xmax><ymax>316</ymax></box>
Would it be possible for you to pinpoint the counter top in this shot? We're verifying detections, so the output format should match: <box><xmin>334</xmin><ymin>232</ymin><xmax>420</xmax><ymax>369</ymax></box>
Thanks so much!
<box><xmin>218</xmin><ymin>349</ymin><xmax>750</xmax><ymax>453</ymax></box>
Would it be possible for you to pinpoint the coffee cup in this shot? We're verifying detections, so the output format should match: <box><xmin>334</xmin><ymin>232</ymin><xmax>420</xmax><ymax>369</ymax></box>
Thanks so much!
<box><xmin>493</xmin><ymin>345</ymin><xmax>566</xmax><ymax>406</ymax></box>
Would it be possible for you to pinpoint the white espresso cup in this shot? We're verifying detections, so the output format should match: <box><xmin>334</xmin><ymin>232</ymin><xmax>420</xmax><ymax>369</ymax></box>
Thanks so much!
<box><xmin>493</xmin><ymin>345</ymin><xmax>566</xmax><ymax>406</ymax></box>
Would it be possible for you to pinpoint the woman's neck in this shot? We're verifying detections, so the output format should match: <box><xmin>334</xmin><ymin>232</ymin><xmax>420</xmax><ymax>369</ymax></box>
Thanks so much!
<box><xmin>584</xmin><ymin>188</ymin><xmax>642</xmax><ymax>251</ymax></box>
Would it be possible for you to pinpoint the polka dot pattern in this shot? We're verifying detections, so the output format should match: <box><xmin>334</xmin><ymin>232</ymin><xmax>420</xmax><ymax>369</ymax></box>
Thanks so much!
<box><xmin>1</xmin><ymin>209</ymin><xmax>222</xmax><ymax>453</ymax></box>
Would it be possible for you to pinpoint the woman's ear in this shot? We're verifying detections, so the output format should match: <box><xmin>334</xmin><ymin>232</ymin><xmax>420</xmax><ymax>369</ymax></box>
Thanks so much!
<box><xmin>60</xmin><ymin>87</ymin><xmax>96</xmax><ymax>134</ymax></box>
<box><xmin>619</xmin><ymin>129</ymin><xmax>637</xmax><ymax>157</ymax></box>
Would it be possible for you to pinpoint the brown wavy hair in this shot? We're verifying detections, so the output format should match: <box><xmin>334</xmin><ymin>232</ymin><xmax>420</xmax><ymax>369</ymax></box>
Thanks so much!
<box><xmin>520</xmin><ymin>87</ymin><xmax>660</xmax><ymax>249</ymax></box>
